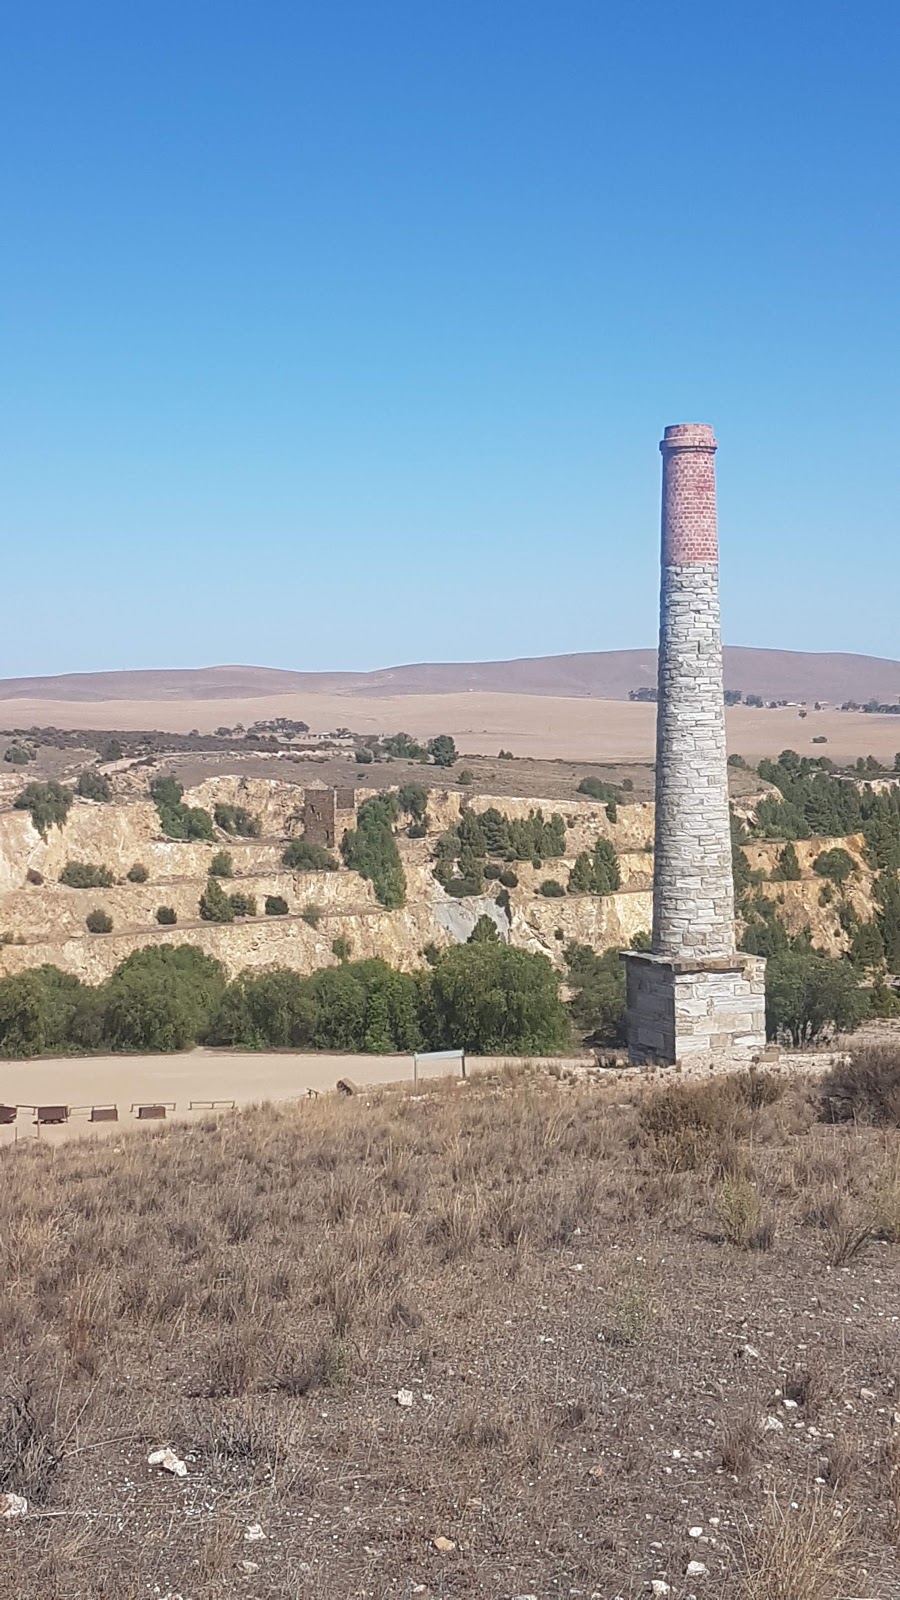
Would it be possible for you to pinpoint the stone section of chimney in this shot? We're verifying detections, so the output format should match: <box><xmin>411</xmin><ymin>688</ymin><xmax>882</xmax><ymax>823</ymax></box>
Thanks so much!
<box><xmin>652</xmin><ymin>425</ymin><xmax>734</xmax><ymax>959</ymax></box>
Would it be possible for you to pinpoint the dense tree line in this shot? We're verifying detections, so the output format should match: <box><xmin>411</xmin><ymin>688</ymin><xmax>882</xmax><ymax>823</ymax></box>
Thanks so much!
<box><xmin>434</xmin><ymin>806</ymin><xmax>567</xmax><ymax>896</ymax></box>
<box><xmin>341</xmin><ymin>795</ymin><xmax>407</xmax><ymax>908</ymax></box>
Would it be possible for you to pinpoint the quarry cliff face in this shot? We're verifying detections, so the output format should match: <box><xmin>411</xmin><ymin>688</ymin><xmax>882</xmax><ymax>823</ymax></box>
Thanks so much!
<box><xmin>0</xmin><ymin>773</ymin><xmax>868</xmax><ymax>983</ymax></box>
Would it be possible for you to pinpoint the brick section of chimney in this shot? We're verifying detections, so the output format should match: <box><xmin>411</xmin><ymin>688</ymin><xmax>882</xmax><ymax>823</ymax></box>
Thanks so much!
<box><xmin>660</xmin><ymin>423</ymin><xmax>719</xmax><ymax>565</ymax></box>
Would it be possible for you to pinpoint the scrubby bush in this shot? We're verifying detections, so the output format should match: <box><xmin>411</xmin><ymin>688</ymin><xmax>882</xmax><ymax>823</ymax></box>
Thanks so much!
<box><xmin>499</xmin><ymin>869</ymin><xmax>518</xmax><ymax>889</ymax></box>
<box><xmin>98</xmin><ymin>737</ymin><xmax>123</xmax><ymax>763</ymax></box>
<box><xmin>821</xmin><ymin>1043</ymin><xmax>900</xmax><ymax>1126</ymax></box>
<box><xmin>282</xmin><ymin>839</ymin><xmax>337</xmax><ymax>871</ymax></box>
<box><xmin>150</xmin><ymin>777</ymin><xmax>214</xmax><ymax>841</ymax></box>
<box><xmin>15</xmin><ymin>781</ymin><xmax>72</xmax><ymax>837</ymax></box>
<box><xmin>76</xmin><ymin>768</ymin><xmax>112</xmax><ymax>802</ymax></box>
<box><xmin>127</xmin><ymin>863</ymin><xmax>149</xmax><ymax>883</ymax></box>
<box><xmin>331</xmin><ymin>936</ymin><xmax>352</xmax><ymax>962</ymax></box>
<box><xmin>341</xmin><ymin>795</ymin><xmax>406</xmax><ymax>908</ymax></box>
<box><xmin>264</xmin><ymin>895</ymin><xmax>289</xmax><ymax>916</ymax></box>
<box><xmin>428</xmin><ymin>735</ymin><xmax>457</xmax><ymax>768</ymax></box>
<box><xmin>457</xmin><ymin>768</ymin><xmax>474</xmax><ymax>786</ymax></box>
<box><xmin>539</xmin><ymin>879</ymin><xmax>565</xmax><ymax>897</ymax></box>
<box><xmin>577</xmin><ymin>776</ymin><xmax>621</xmax><ymax>803</ymax></box>
<box><xmin>209</xmin><ymin>851</ymin><xmax>234</xmax><ymax>879</ymax></box>
<box><xmin>771</xmin><ymin>842</ymin><xmax>801</xmax><ymax>881</ymax></box>
<box><xmin>86</xmin><ymin>909</ymin><xmax>113</xmax><ymax>934</ymax></box>
<box><xmin>214</xmin><ymin>803</ymin><xmax>260</xmax><ymax>837</ymax></box>
<box><xmin>228</xmin><ymin>891</ymin><xmax>256</xmax><ymax>918</ymax></box>
<box><xmin>4</xmin><ymin>743</ymin><xmax>34</xmax><ymax>766</ymax></box>
<box><xmin>467</xmin><ymin>915</ymin><xmax>499</xmax><ymax>943</ymax></box>
<box><xmin>156</xmin><ymin>906</ymin><xmax>177</xmax><ymax>925</ymax></box>
<box><xmin>199</xmin><ymin>877</ymin><xmax>235</xmax><ymax>923</ymax></box>
<box><xmin>60</xmin><ymin>861</ymin><xmax>115</xmax><ymax>889</ymax></box>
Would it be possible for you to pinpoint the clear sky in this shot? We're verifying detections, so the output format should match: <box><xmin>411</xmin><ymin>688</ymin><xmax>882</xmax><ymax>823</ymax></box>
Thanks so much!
<box><xmin>2</xmin><ymin>1</ymin><xmax>898</xmax><ymax>677</ymax></box>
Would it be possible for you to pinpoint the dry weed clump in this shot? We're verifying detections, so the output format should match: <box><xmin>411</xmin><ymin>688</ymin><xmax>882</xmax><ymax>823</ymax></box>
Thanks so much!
<box><xmin>0</xmin><ymin>1066</ymin><xmax>896</xmax><ymax>1596</ymax></box>
<box><xmin>739</xmin><ymin>1487</ymin><xmax>854</xmax><ymax>1600</ymax></box>
<box><xmin>822</xmin><ymin>1041</ymin><xmax>900</xmax><ymax>1126</ymax></box>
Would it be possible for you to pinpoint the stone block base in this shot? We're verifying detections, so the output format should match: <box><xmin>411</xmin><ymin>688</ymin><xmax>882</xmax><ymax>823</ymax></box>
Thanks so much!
<box><xmin>623</xmin><ymin>950</ymin><xmax>766</xmax><ymax>1066</ymax></box>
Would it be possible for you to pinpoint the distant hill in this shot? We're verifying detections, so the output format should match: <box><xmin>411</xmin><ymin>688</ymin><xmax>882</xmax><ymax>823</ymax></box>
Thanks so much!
<box><xmin>0</xmin><ymin>647</ymin><xmax>897</xmax><ymax>707</ymax></box>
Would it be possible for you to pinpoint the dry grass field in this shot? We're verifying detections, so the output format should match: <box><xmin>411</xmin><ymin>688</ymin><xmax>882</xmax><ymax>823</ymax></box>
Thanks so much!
<box><xmin>2</xmin><ymin>1053</ymin><xmax>900</xmax><ymax>1598</ymax></box>
<box><xmin>2</xmin><ymin>689</ymin><xmax>900</xmax><ymax>765</ymax></box>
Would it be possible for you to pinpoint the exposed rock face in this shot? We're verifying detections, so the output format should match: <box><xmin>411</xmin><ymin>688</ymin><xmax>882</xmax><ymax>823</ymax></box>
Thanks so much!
<box><xmin>0</xmin><ymin>773</ymin><xmax>868</xmax><ymax>985</ymax></box>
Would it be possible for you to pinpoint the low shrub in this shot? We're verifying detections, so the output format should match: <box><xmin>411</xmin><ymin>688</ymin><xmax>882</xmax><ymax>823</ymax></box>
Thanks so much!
<box><xmin>86</xmin><ymin>909</ymin><xmax>113</xmax><ymax>934</ymax></box>
<box><xmin>539</xmin><ymin>879</ymin><xmax>565</xmax><ymax>898</ymax></box>
<box><xmin>156</xmin><ymin>906</ymin><xmax>177</xmax><ymax>925</ymax></box>
<box><xmin>214</xmin><ymin>803</ymin><xmax>260</xmax><ymax>837</ymax></box>
<box><xmin>210</xmin><ymin>851</ymin><xmax>234</xmax><ymax>879</ymax></box>
<box><xmin>76</xmin><ymin>768</ymin><xmax>112</xmax><ymax>802</ymax></box>
<box><xmin>577</xmin><ymin>776</ymin><xmax>621</xmax><ymax>802</ymax></box>
<box><xmin>282</xmin><ymin>839</ymin><xmax>337</xmax><ymax>871</ymax></box>
<box><xmin>228</xmin><ymin>891</ymin><xmax>256</xmax><ymax>918</ymax></box>
<box><xmin>499</xmin><ymin>869</ymin><xmax>518</xmax><ymax>889</ymax></box>
<box><xmin>813</xmin><ymin>847</ymin><xmax>856</xmax><ymax>885</ymax></box>
<box><xmin>4</xmin><ymin>743</ymin><xmax>34</xmax><ymax>766</ymax></box>
<box><xmin>821</xmin><ymin>1044</ymin><xmax>900</xmax><ymax>1127</ymax></box>
<box><xmin>331</xmin><ymin>936</ymin><xmax>352</xmax><ymax>962</ymax></box>
<box><xmin>265</xmin><ymin>895</ymin><xmax>289</xmax><ymax>916</ymax></box>
<box><xmin>127</xmin><ymin>863</ymin><xmax>149</xmax><ymax>883</ymax></box>
<box><xmin>199</xmin><ymin>878</ymin><xmax>235</xmax><ymax>923</ymax></box>
<box><xmin>60</xmin><ymin>861</ymin><xmax>115</xmax><ymax>889</ymax></box>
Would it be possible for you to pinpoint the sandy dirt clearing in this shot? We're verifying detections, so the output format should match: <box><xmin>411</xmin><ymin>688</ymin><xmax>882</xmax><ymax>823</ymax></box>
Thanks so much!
<box><xmin>1</xmin><ymin>689</ymin><xmax>898</xmax><ymax>764</ymax></box>
<box><xmin>0</xmin><ymin>1048</ymin><xmax>587</xmax><ymax>1144</ymax></box>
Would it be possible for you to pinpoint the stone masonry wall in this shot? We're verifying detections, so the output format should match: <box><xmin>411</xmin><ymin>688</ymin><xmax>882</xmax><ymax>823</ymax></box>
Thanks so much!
<box><xmin>652</xmin><ymin>560</ymin><xmax>735</xmax><ymax>957</ymax></box>
<box><xmin>625</xmin><ymin>953</ymin><xmax>766</xmax><ymax>1065</ymax></box>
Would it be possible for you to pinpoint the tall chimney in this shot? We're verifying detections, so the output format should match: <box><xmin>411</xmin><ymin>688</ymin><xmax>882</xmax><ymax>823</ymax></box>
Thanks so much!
<box><xmin>652</xmin><ymin>423</ymin><xmax>735</xmax><ymax>957</ymax></box>
<box><xmin>623</xmin><ymin>424</ymin><xmax>766</xmax><ymax>1066</ymax></box>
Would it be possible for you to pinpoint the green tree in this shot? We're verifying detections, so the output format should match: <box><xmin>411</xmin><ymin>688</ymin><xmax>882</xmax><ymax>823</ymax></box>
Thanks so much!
<box><xmin>199</xmin><ymin>877</ymin><xmax>235</xmax><ymax>923</ymax></box>
<box><xmin>539</xmin><ymin>879</ymin><xmax>565</xmax><ymax>897</ymax></box>
<box><xmin>210</xmin><ymin>969</ymin><xmax>318</xmax><ymax>1048</ymax></box>
<box><xmin>467</xmin><ymin>914</ymin><xmax>500</xmax><ymax>943</ymax></box>
<box><xmin>282</xmin><ymin>838</ymin><xmax>337</xmax><ymax>871</ymax></box>
<box><xmin>15</xmin><ymin>781</ymin><xmax>72</xmax><ymax>837</ymax></box>
<box><xmin>210</xmin><ymin>850</ymin><xmax>234</xmax><ymax>879</ymax></box>
<box><xmin>772</xmin><ymin>842</ymin><xmax>801</xmax><ymax>881</ymax></box>
<box><xmin>0</xmin><ymin>967</ymin><xmax>84</xmax><ymax>1057</ymax></box>
<box><xmin>331</xmin><ymin>935</ymin><xmax>353</xmax><ymax>962</ymax></box>
<box><xmin>264</xmin><ymin>895</ymin><xmax>289</xmax><ymax>916</ymax></box>
<box><xmin>156</xmin><ymin>906</ymin><xmax>177</xmax><ymax>924</ymax></box>
<box><xmin>150</xmin><ymin>777</ymin><xmax>214</xmax><ymax>841</ymax></box>
<box><xmin>100</xmin><ymin>946</ymin><xmax>226</xmax><ymax>1050</ymax></box>
<box><xmin>576</xmin><ymin>777</ymin><xmax>622</xmax><ymax>802</ymax></box>
<box><xmin>86</xmin><ymin>909</ymin><xmax>113</xmax><ymax>933</ymax></box>
<box><xmin>428</xmin><ymin>734</ymin><xmax>458</xmax><ymax>768</ymax></box>
<box><xmin>765</xmin><ymin>951</ymin><xmax>867</xmax><ymax>1045</ymax></box>
<box><xmin>341</xmin><ymin>794</ymin><xmax>406</xmax><ymax>908</ymax></box>
<box><xmin>567</xmin><ymin>837</ymin><xmax>621</xmax><ymax>895</ymax></box>
<box><xmin>813</xmin><ymin>847</ymin><xmax>856</xmax><ymax>885</ymax></box>
<box><xmin>425</xmin><ymin>943</ymin><xmax>568</xmax><ymax>1054</ymax></box>
<box><xmin>564</xmin><ymin>943</ymin><xmax>626</xmax><ymax>1045</ymax></box>
<box><xmin>397</xmin><ymin>783</ymin><xmax>428</xmax><ymax>822</ymax></box>
<box><xmin>76</xmin><ymin>768</ymin><xmax>112</xmax><ymax>802</ymax></box>
<box><xmin>127</xmin><ymin>862</ymin><xmax>149</xmax><ymax>883</ymax></box>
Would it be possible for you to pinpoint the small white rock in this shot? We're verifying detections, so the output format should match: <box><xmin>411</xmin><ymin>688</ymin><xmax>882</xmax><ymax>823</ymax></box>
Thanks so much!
<box><xmin>860</xmin><ymin>1387</ymin><xmax>876</xmax><ymax>1401</ymax></box>
<box><xmin>686</xmin><ymin>1560</ymin><xmax>708</xmax><ymax>1578</ymax></box>
<box><xmin>244</xmin><ymin>1523</ymin><xmax>266</xmax><ymax>1542</ymax></box>
<box><xmin>0</xmin><ymin>1493</ymin><xmax>27</xmax><ymax>1518</ymax></box>
<box><xmin>688</xmin><ymin>1526</ymin><xmax>703</xmax><ymax>1538</ymax></box>
<box><xmin>762</xmin><ymin>1415</ymin><xmax>784</xmax><ymax>1433</ymax></box>
<box><xmin>650</xmin><ymin>1584</ymin><xmax>671</xmax><ymax>1597</ymax></box>
<box><xmin>396</xmin><ymin>1388</ymin><xmax>415</xmax><ymax>1408</ymax></box>
<box><xmin>147</xmin><ymin>1447</ymin><xmax>188</xmax><ymax>1478</ymax></box>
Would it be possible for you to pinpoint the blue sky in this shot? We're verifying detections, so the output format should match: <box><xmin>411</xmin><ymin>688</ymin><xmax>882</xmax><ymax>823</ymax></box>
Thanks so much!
<box><xmin>2</xmin><ymin>1</ymin><xmax>898</xmax><ymax>676</ymax></box>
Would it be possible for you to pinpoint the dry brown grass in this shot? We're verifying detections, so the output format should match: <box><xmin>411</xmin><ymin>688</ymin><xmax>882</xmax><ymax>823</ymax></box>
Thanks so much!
<box><xmin>0</xmin><ymin>1067</ymin><xmax>896</xmax><ymax>1596</ymax></box>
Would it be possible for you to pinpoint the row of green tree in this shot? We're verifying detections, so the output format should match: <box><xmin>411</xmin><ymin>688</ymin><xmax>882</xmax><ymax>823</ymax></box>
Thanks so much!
<box><xmin>0</xmin><ymin>930</ymin><xmax>885</xmax><ymax>1060</ymax></box>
